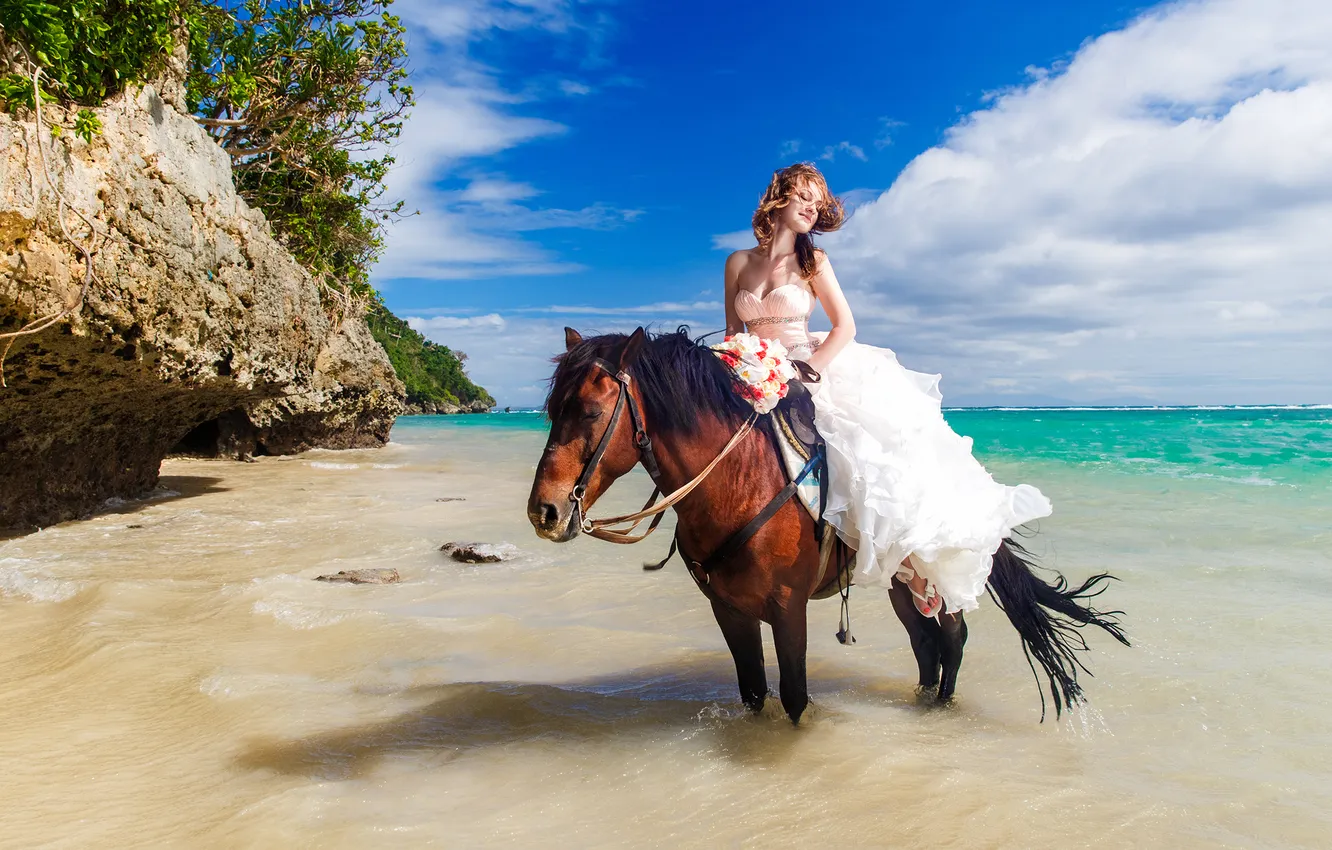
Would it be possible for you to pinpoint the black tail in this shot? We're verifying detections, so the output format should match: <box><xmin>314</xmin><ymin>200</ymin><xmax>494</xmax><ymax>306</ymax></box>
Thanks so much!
<box><xmin>986</xmin><ymin>538</ymin><xmax>1130</xmax><ymax>720</ymax></box>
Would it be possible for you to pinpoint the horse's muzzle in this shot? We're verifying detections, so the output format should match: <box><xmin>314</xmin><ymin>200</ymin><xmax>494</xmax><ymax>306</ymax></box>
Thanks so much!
<box><xmin>527</xmin><ymin>497</ymin><xmax>580</xmax><ymax>542</ymax></box>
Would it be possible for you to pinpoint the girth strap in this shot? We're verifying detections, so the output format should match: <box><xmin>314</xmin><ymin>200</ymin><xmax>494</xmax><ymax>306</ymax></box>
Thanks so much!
<box><xmin>704</xmin><ymin>446</ymin><xmax>824</xmax><ymax>568</ymax></box>
<box><xmin>650</xmin><ymin>446</ymin><xmax>824</xmax><ymax>581</ymax></box>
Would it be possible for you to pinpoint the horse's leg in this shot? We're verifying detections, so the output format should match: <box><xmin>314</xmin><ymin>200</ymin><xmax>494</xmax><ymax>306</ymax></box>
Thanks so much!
<box><xmin>770</xmin><ymin>601</ymin><xmax>809</xmax><ymax>725</ymax></box>
<box><xmin>936</xmin><ymin>611</ymin><xmax>968</xmax><ymax>702</ymax></box>
<box><xmin>710</xmin><ymin>598</ymin><xmax>767</xmax><ymax>713</ymax></box>
<box><xmin>889</xmin><ymin>576</ymin><xmax>942</xmax><ymax>692</ymax></box>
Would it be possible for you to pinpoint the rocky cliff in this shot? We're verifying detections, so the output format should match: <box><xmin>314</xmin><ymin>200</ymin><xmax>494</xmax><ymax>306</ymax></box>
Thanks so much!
<box><xmin>0</xmin><ymin>85</ymin><xmax>404</xmax><ymax>531</ymax></box>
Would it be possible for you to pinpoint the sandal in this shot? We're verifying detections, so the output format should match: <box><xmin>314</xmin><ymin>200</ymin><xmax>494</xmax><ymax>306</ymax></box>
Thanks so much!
<box><xmin>909</xmin><ymin>582</ymin><xmax>944</xmax><ymax>619</ymax></box>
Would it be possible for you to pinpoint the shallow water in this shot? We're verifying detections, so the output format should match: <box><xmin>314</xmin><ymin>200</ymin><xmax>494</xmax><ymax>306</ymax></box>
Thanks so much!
<box><xmin>2</xmin><ymin>410</ymin><xmax>1330</xmax><ymax>848</ymax></box>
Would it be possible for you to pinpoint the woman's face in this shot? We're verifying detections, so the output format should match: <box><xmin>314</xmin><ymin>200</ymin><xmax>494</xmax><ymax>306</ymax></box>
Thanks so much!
<box><xmin>777</xmin><ymin>180</ymin><xmax>826</xmax><ymax>234</ymax></box>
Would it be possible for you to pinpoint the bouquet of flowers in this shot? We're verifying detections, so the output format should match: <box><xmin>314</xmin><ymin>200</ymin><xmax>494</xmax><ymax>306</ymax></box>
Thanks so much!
<box><xmin>710</xmin><ymin>332</ymin><xmax>798</xmax><ymax>414</ymax></box>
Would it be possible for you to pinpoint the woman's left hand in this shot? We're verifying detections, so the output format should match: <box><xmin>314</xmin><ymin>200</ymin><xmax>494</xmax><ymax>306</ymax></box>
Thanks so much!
<box><xmin>791</xmin><ymin>360</ymin><xmax>822</xmax><ymax>383</ymax></box>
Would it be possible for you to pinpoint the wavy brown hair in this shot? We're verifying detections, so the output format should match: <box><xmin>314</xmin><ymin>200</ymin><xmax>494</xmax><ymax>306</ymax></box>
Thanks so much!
<box><xmin>751</xmin><ymin>163</ymin><xmax>846</xmax><ymax>280</ymax></box>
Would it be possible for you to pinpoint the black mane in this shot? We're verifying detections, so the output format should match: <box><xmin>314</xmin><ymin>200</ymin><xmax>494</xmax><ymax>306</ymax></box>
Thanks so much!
<box><xmin>545</xmin><ymin>326</ymin><xmax>753</xmax><ymax>434</ymax></box>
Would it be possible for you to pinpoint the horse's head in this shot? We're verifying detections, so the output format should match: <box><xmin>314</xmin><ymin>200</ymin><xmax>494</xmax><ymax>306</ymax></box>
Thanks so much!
<box><xmin>528</xmin><ymin>326</ymin><xmax>650</xmax><ymax>541</ymax></box>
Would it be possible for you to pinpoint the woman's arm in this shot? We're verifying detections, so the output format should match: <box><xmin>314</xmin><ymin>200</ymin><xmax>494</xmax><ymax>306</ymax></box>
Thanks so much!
<box><xmin>805</xmin><ymin>251</ymin><xmax>856</xmax><ymax>373</ymax></box>
<box><xmin>723</xmin><ymin>251</ymin><xmax>747</xmax><ymax>336</ymax></box>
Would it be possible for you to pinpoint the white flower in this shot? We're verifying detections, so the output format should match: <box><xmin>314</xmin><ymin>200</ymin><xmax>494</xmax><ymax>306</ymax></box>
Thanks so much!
<box><xmin>711</xmin><ymin>333</ymin><xmax>797</xmax><ymax>414</ymax></box>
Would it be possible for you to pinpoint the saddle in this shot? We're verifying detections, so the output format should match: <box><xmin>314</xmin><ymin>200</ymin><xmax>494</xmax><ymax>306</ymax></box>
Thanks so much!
<box><xmin>771</xmin><ymin>378</ymin><xmax>824</xmax><ymax>521</ymax></box>
<box><xmin>771</xmin><ymin>375</ymin><xmax>856</xmax><ymax>601</ymax></box>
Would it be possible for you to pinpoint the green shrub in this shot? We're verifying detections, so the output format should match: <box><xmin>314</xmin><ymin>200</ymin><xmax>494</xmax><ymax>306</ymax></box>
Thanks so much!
<box><xmin>0</xmin><ymin>0</ymin><xmax>182</xmax><ymax>108</ymax></box>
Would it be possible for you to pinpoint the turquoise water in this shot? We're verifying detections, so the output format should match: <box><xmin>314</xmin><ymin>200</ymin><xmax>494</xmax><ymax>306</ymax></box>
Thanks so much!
<box><xmin>399</xmin><ymin>405</ymin><xmax>1332</xmax><ymax>490</ymax></box>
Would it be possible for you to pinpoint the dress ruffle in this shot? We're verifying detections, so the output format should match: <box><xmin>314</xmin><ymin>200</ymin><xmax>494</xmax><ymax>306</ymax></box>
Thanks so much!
<box><xmin>808</xmin><ymin>337</ymin><xmax>1052</xmax><ymax>613</ymax></box>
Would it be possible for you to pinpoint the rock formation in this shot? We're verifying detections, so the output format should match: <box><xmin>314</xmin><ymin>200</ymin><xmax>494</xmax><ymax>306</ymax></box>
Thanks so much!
<box><xmin>0</xmin><ymin>85</ymin><xmax>404</xmax><ymax>531</ymax></box>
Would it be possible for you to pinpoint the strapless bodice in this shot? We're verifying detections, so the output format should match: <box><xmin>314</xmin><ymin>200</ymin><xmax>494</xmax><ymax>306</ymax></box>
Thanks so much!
<box><xmin>734</xmin><ymin>283</ymin><xmax>818</xmax><ymax>357</ymax></box>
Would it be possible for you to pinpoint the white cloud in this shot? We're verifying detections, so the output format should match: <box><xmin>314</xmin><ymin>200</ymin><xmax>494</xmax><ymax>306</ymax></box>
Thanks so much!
<box><xmin>373</xmin><ymin>1</ymin><xmax>626</xmax><ymax>283</ymax></box>
<box><xmin>519</xmin><ymin>300</ymin><xmax>723</xmax><ymax>316</ymax></box>
<box><xmin>395</xmin><ymin>0</ymin><xmax>582</xmax><ymax>44</ymax></box>
<box><xmin>1215</xmin><ymin>300</ymin><xmax>1280</xmax><ymax>321</ymax></box>
<box><xmin>712</xmin><ymin>229</ymin><xmax>756</xmax><ymax>251</ymax></box>
<box><xmin>408</xmin><ymin>313</ymin><xmax>507</xmax><ymax>331</ymax></box>
<box><xmin>559</xmin><ymin>80</ymin><xmax>593</xmax><ymax>96</ymax></box>
<box><xmin>819</xmin><ymin>141</ymin><xmax>868</xmax><ymax>162</ymax></box>
<box><xmin>875</xmin><ymin>118</ymin><xmax>906</xmax><ymax>149</ymax></box>
<box><xmin>458</xmin><ymin>176</ymin><xmax>542</xmax><ymax>203</ymax></box>
<box><xmin>779</xmin><ymin>139</ymin><xmax>802</xmax><ymax>158</ymax></box>
<box><xmin>824</xmin><ymin>0</ymin><xmax>1332</xmax><ymax>404</ymax></box>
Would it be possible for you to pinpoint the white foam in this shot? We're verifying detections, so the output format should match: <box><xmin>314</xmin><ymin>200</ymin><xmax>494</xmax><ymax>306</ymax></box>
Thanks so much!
<box><xmin>0</xmin><ymin>559</ymin><xmax>81</xmax><ymax>602</ymax></box>
<box><xmin>310</xmin><ymin>462</ymin><xmax>361</xmax><ymax>470</ymax></box>
<box><xmin>252</xmin><ymin>597</ymin><xmax>350</xmax><ymax>629</ymax></box>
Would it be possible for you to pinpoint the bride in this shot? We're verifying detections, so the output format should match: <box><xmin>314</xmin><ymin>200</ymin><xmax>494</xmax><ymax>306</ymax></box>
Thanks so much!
<box><xmin>725</xmin><ymin>163</ymin><xmax>1052</xmax><ymax>618</ymax></box>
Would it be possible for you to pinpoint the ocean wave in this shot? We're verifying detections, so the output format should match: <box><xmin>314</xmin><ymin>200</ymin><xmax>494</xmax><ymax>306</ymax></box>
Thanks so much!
<box><xmin>310</xmin><ymin>462</ymin><xmax>361</xmax><ymax>470</ymax></box>
<box><xmin>1181</xmin><ymin>472</ymin><xmax>1279</xmax><ymax>487</ymax></box>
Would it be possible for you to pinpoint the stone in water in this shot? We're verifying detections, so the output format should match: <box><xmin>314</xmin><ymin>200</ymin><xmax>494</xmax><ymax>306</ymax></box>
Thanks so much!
<box><xmin>440</xmin><ymin>542</ymin><xmax>518</xmax><ymax>563</ymax></box>
<box><xmin>315</xmin><ymin>568</ymin><xmax>400</xmax><ymax>584</ymax></box>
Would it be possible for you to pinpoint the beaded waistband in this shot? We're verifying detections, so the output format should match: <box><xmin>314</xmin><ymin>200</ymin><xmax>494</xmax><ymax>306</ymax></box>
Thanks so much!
<box><xmin>745</xmin><ymin>314</ymin><xmax>810</xmax><ymax>327</ymax></box>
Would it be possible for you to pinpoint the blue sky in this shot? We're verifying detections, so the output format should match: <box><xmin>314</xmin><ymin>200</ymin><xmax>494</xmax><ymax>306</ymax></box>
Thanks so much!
<box><xmin>375</xmin><ymin>0</ymin><xmax>1332</xmax><ymax>407</ymax></box>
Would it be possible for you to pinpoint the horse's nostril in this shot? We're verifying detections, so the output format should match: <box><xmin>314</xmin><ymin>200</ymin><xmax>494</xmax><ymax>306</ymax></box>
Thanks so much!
<box><xmin>540</xmin><ymin>502</ymin><xmax>558</xmax><ymax>527</ymax></box>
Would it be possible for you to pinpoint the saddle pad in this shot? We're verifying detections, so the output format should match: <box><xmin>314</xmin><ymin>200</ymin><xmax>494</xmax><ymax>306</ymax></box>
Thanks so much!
<box><xmin>770</xmin><ymin>411</ymin><xmax>822</xmax><ymax>520</ymax></box>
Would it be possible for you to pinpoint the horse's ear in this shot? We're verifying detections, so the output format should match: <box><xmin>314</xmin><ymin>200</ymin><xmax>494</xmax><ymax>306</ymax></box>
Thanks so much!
<box><xmin>564</xmin><ymin>327</ymin><xmax>583</xmax><ymax>351</ymax></box>
<box><xmin>619</xmin><ymin>327</ymin><xmax>647</xmax><ymax>369</ymax></box>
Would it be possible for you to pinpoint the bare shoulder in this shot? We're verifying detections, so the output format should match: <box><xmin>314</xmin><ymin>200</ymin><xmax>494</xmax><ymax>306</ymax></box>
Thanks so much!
<box><xmin>724</xmin><ymin>249</ymin><xmax>755</xmax><ymax>285</ymax></box>
<box><xmin>811</xmin><ymin>248</ymin><xmax>836</xmax><ymax>278</ymax></box>
<box><xmin>726</xmin><ymin>249</ymin><xmax>756</xmax><ymax>269</ymax></box>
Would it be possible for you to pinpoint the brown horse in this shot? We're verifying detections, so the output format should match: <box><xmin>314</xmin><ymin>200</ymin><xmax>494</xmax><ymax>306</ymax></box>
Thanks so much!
<box><xmin>527</xmin><ymin>326</ymin><xmax>1128</xmax><ymax>724</ymax></box>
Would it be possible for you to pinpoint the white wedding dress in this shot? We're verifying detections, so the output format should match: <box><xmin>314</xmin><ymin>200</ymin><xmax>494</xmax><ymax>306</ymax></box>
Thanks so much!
<box><xmin>735</xmin><ymin>283</ymin><xmax>1052</xmax><ymax>614</ymax></box>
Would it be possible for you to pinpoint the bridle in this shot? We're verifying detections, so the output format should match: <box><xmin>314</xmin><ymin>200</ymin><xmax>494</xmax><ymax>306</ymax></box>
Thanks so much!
<box><xmin>565</xmin><ymin>357</ymin><xmax>756</xmax><ymax>544</ymax></box>
<box><xmin>567</xmin><ymin>357</ymin><xmax>660</xmax><ymax>537</ymax></box>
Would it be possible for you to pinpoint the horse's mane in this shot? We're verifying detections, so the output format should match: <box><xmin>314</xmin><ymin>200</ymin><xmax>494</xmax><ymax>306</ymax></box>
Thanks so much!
<box><xmin>545</xmin><ymin>326</ymin><xmax>753</xmax><ymax>434</ymax></box>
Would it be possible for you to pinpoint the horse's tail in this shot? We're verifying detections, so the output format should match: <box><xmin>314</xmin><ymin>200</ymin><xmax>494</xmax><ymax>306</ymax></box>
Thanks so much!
<box><xmin>986</xmin><ymin>538</ymin><xmax>1130</xmax><ymax>720</ymax></box>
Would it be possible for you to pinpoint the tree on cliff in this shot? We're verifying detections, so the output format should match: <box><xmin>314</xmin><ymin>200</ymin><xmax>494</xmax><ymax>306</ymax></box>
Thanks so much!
<box><xmin>185</xmin><ymin>0</ymin><xmax>412</xmax><ymax>306</ymax></box>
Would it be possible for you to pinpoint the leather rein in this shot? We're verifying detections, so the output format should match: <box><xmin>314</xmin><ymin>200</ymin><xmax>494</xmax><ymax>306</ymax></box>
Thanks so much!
<box><xmin>569</xmin><ymin>358</ymin><xmax>757</xmax><ymax>545</ymax></box>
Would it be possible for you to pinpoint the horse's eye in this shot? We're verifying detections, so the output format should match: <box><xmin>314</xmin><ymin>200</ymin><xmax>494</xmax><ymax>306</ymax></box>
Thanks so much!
<box><xmin>581</xmin><ymin>408</ymin><xmax>602</xmax><ymax>422</ymax></box>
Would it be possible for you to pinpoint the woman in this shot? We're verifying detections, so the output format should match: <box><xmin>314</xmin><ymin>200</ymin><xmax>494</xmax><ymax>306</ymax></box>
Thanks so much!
<box><xmin>724</xmin><ymin>163</ymin><xmax>1052</xmax><ymax>617</ymax></box>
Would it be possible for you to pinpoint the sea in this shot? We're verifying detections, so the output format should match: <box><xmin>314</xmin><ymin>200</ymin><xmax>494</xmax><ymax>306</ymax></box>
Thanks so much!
<box><xmin>0</xmin><ymin>406</ymin><xmax>1328</xmax><ymax>848</ymax></box>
